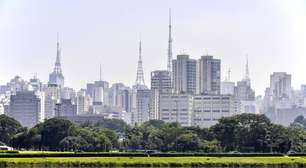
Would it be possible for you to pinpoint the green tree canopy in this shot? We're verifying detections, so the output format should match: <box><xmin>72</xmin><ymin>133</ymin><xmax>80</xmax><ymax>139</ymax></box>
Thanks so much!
<box><xmin>0</xmin><ymin>114</ymin><xmax>23</xmax><ymax>145</ymax></box>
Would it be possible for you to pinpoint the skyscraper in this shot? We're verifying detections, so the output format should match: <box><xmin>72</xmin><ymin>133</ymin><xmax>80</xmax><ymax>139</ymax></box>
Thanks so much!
<box><xmin>269</xmin><ymin>72</ymin><xmax>292</xmax><ymax>100</ymax></box>
<box><xmin>172</xmin><ymin>54</ymin><xmax>197</xmax><ymax>94</ymax></box>
<box><xmin>151</xmin><ymin>70</ymin><xmax>172</xmax><ymax>93</ymax></box>
<box><xmin>9</xmin><ymin>91</ymin><xmax>45</xmax><ymax>127</ymax></box>
<box><xmin>48</xmin><ymin>38</ymin><xmax>64</xmax><ymax>88</ymax></box>
<box><xmin>196</xmin><ymin>55</ymin><xmax>221</xmax><ymax>95</ymax></box>
<box><xmin>150</xmin><ymin>70</ymin><xmax>172</xmax><ymax>119</ymax></box>
<box><xmin>132</xmin><ymin>89</ymin><xmax>151</xmax><ymax>124</ymax></box>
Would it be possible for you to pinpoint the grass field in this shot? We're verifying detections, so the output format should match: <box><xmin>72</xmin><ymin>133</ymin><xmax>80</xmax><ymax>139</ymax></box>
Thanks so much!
<box><xmin>0</xmin><ymin>156</ymin><xmax>306</xmax><ymax>167</ymax></box>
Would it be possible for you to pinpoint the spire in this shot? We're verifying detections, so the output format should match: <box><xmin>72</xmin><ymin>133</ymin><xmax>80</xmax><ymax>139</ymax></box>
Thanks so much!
<box><xmin>135</xmin><ymin>38</ymin><xmax>145</xmax><ymax>85</ymax></box>
<box><xmin>227</xmin><ymin>68</ymin><xmax>231</xmax><ymax>81</ymax></box>
<box><xmin>245</xmin><ymin>54</ymin><xmax>249</xmax><ymax>80</ymax></box>
<box><xmin>167</xmin><ymin>8</ymin><xmax>173</xmax><ymax>73</ymax></box>
<box><xmin>99</xmin><ymin>64</ymin><xmax>102</xmax><ymax>81</ymax></box>
<box><xmin>243</xmin><ymin>54</ymin><xmax>251</xmax><ymax>87</ymax></box>
<box><xmin>54</xmin><ymin>35</ymin><xmax>62</xmax><ymax>74</ymax></box>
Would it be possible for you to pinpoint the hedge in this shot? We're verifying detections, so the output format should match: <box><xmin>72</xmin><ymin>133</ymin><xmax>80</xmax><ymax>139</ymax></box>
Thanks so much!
<box><xmin>0</xmin><ymin>152</ymin><xmax>286</xmax><ymax>158</ymax></box>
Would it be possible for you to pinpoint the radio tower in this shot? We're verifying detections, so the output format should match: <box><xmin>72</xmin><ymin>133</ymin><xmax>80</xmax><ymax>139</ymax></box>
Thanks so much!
<box><xmin>167</xmin><ymin>8</ymin><xmax>173</xmax><ymax>73</ymax></box>
<box><xmin>135</xmin><ymin>39</ymin><xmax>145</xmax><ymax>86</ymax></box>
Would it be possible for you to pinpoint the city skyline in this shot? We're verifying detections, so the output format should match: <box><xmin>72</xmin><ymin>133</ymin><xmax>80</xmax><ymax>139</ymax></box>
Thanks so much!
<box><xmin>0</xmin><ymin>0</ymin><xmax>306</xmax><ymax>95</ymax></box>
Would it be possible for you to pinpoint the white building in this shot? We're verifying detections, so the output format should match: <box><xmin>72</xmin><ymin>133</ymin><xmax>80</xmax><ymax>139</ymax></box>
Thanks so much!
<box><xmin>193</xmin><ymin>95</ymin><xmax>240</xmax><ymax>127</ymax></box>
<box><xmin>159</xmin><ymin>93</ymin><xmax>194</xmax><ymax>127</ymax></box>
<box><xmin>132</xmin><ymin>89</ymin><xmax>151</xmax><ymax>124</ymax></box>
<box><xmin>159</xmin><ymin>93</ymin><xmax>241</xmax><ymax>127</ymax></box>
<box><xmin>221</xmin><ymin>81</ymin><xmax>235</xmax><ymax>95</ymax></box>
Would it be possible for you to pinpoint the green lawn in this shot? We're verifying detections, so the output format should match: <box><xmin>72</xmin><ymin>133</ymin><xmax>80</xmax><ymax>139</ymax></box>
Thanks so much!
<box><xmin>0</xmin><ymin>156</ymin><xmax>306</xmax><ymax>167</ymax></box>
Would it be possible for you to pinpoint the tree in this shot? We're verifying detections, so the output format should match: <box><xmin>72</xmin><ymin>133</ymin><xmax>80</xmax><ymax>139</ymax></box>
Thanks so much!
<box><xmin>124</xmin><ymin>126</ymin><xmax>143</xmax><ymax>151</ymax></box>
<box><xmin>0</xmin><ymin>114</ymin><xmax>23</xmax><ymax>145</ymax></box>
<box><xmin>211</xmin><ymin>113</ymin><xmax>272</xmax><ymax>152</ymax></box>
<box><xmin>59</xmin><ymin>136</ymin><xmax>88</xmax><ymax>151</ymax></box>
<box><xmin>143</xmin><ymin>120</ymin><xmax>165</xmax><ymax>129</ymax></box>
<box><xmin>269</xmin><ymin>124</ymin><xmax>290</xmax><ymax>153</ymax></box>
<box><xmin>177</xmin><ymin>133</ymin><xmax>200</xmax><ymax>152</ymax></box>
<box><xmin>40</xmin><ymin>118</ymin><xmax>76</xmax><ymax>150</ymax></box>
<box><xmin>94</xmin><ymin>119</ymin><xmax>129</xmax><ymax>133</ymax></box>
<box><xmin>211</xmin><ymin>116</ymin><xmax>239</xmax><ymax>151</ymax></box>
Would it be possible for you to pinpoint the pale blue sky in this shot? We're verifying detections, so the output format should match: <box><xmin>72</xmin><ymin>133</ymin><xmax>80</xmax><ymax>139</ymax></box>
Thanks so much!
<box><xmin>0</xmin><ymin>0</ymin><xmax>305</xmax><ymax>95</ymax></box>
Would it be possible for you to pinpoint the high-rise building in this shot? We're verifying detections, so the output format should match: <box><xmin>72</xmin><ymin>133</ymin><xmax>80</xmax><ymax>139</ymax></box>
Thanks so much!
<box><xmin>29</xmin><ymin>75</ymin><xmax>42</xmax><ymax>91</ymax></box>
<box><xmin>55</xmin><ymin>98</ymin><xmax>77</xmax><ymax>117</ymax></box>
<box><xmin>94</xmin><ymin>80</ymin><xmax>110</xmax><ymax>106</ymax></box>
<box><xmin>48</xmin><ymin>39</ymin><xmax>64</xmax><ymax>88</ymax></box>
<box><xmin>221</xmin><ymin>81</ymin><xmax>235</xmax><ymax>95</ymax></box>
<box><xmin>234</xmin><ymin>57</ymin><xmax>256</xmax><ymax>113</ymax></box>
<box><xmin>87</xmin><ymin>80</ymin><xmax>110</xmax><ymax>106</ymax></box>
<box><xmin>150</xmin><ymin>70</ymin><xmax>172</xmax><ymax>119</ymax></box>
<box><xmin>131</xmin><ymin>89</ymin><xmax>151</xmax><ymax>124</ymax></box>
<box><xmin>172</xmin><ymin>54</ymin><xmax>197</xmax><ymax>94</ymax></box>
<box><xmin>7</xmin><ymin>76</ymin><xmax>29</xmax><ymax>94</ymax></box>
<box><xmin>77</xmin><ymin>90</ymin><xmax>89</xmax><ymax>115</ymax></box>
<box><xmin>109</xmin><ymin>83</ymin><xmax>132</xmax><ymax>112</ymax></box>
<box><xmin>159</xmin><ymin>93</ymin><xmax>241</xmax><ymax>127</ymax></box>
<box><xmin>269</xmin><ymin>72</ymin><xmax>292</xmax><ymax>100</ymax></box>
<box><xmin>151</xmin><ymin>70</ymin><xmax>172</xmax><ymax>93</ymax></box>
<box><xmin>86</xmin><ymin>83</ymin><xmax>95</xmax><ymax>98</ymax></box>
<box><xmin>235</xmin><ymin>80</ymin><xmax>255</xmax><ymax>101</ymax></box>
<box><xmin>8</xmin><ymin>91</ymin><xmax>45</xmax><ymax>127</ymax></box>
<box><xmin>193</xmin><ymin>95</ymin><xmax>240</xmax><ymax>127</ymax></box>
<box><xmin>44</xmin><ymin>95</ymin><xmax>57</xmax><ymax>119</ymax></box>
<box><xmin>196</xmin><ymin>56</ymin><xmax>221</xmax><ymax>95</ymax></box>
<box><xmin>61</xmin><ymin>87</ymin><xmax>76</xmax><ymax>101</ymax></box>
<box><xmin>301</xmin><ymin>85</ymin><xmax>306</xmax><ymax>98</ymax></box>
<box><xmin>109</xmin><ymin>83</ymin><xmax>125</xmax><ymax>107</ymax></box>
<box><xmin>159</xmin><ymin>93</ymin><xmax>194</xmax><ymax>127</ymax></box>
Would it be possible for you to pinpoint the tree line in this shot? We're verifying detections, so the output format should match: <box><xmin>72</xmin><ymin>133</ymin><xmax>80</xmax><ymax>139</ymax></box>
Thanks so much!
<box><xmin>0</xmin><ymin>113</ymin><xmax>305</xmax><ymax>153</ymax></box>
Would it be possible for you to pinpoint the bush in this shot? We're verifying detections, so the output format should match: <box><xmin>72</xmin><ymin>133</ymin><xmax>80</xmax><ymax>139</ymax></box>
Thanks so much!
<box><xmin>0</xmin><ymin>150</ymin><xmax>19</xmax><ymax>154</ymax></box>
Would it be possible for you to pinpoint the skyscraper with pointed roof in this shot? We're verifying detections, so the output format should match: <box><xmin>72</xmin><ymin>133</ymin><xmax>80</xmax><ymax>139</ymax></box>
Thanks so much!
<box><xmin>48</xmin><ymin>38</ymin><xmax>64</xmax><ymax>88</ymax></box>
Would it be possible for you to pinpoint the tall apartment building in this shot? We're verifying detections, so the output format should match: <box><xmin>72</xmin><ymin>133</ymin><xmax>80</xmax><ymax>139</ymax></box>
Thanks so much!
<box><xmin>132</xmin><ymin>89</ymin><xmax>151</xmax><ymax>124</ymax></box>
<box><xmin>109</xmin><ymin>83</ymin><xmax>132</xmax><ymax>113</ymax></box>
<box><xmin>172</xmin><ymin>54</ymin><xmax>197</xmax><ymax>94</ymax></box>
<box><xmin>77</xmin><ymin>90</ymin><xmax>89</xmax><ymax>115</ymax></box>
<box><xmin>8</xmin><ymin>91</ymin><xmax>45</xmax><ymax>128</ymax></box>
<box><xmin>55</xmin><ymin>98</ymin><xmax>77</xmax><ymax>117</ymax></box>
<box><xmin>197</xmin><ymin>56</ymin><xmax>221</xmax><ymax>95</ymax></box>
<box><xmin>150</xmin><ymin>70</ymin><xmax>172</xmax><ymax>120</ymax></box>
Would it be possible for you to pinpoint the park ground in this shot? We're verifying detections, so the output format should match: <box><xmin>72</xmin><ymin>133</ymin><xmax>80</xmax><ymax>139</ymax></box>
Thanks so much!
<box><xmin>1</xmin><ymin>152</ymin><xmax>306</xmax><ymax>167</ymax></box>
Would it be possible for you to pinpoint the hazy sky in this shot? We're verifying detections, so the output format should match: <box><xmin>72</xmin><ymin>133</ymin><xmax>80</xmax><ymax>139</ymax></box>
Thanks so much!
<box><xmin>0</xmin><ymin>0</ymin><xmax>306</xmax><ymax>95</ymax></box>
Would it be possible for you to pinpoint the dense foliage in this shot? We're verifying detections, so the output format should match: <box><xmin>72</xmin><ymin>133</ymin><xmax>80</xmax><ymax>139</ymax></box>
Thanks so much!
<box><xmin>1</xmin><ymin>113</ymin><xmax>305</xmax><ymax>153</ymax></box>
<box><xmin>0</xmin><ymin>115</ymin><xmax>23</xmax><ymax>144</ymax></box>
<box><xmin>10</xmin><ymin>118</ymin><xmax>117</xmax><ymax>151</ymax></box>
